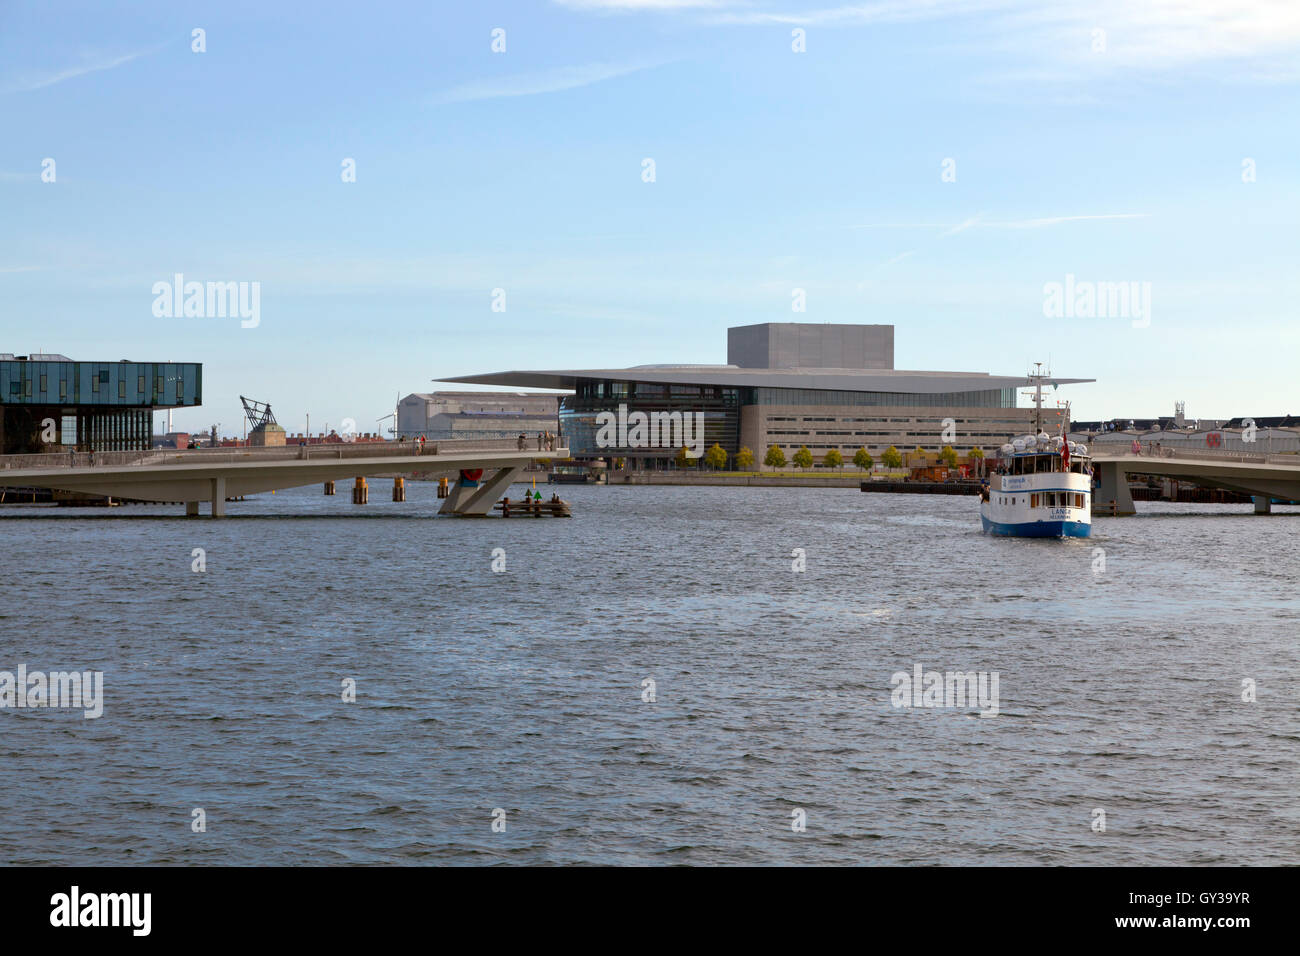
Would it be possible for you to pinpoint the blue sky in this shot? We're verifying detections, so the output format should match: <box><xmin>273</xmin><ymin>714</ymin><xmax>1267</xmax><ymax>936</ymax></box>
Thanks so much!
<box><xmin>2</xmin><ymin>0</ymin><xmax>1297</xmax><ymax>436</ymax></box>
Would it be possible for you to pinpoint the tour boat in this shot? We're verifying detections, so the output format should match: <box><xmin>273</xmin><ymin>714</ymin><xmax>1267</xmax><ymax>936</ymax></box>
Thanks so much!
<box><xmin>979</xmin><ymin>368</ymin><xmax>1092</xmax><ymax>538</ymax></box>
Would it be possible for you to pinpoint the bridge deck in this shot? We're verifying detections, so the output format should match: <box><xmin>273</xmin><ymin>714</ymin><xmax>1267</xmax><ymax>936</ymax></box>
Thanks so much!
<box><xmin>0</xmin><ymin>440</ymin><xmax>568</xmax><ymax>515</ymax></box>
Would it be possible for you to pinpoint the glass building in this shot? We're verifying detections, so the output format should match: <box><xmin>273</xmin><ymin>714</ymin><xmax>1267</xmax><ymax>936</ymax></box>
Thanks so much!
<box><xmin>0</xmin><ymin>354</ymin><xmax>202</xmax><ymax>453</ymax></box>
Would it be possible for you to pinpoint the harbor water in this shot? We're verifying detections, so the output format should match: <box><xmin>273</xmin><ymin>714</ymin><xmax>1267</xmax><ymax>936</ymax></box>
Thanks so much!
<box><xmin>1</xmin><ymin>484</ymin><xmax>1296</xmax><ymax>865</ymax></box>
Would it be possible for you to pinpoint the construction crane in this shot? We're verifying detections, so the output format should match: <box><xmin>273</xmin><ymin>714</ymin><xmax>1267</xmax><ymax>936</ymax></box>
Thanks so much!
<box><xmin>240</xmin><ymin>396</ymin><xmax>277</xmax><ymax>431</ymax></box>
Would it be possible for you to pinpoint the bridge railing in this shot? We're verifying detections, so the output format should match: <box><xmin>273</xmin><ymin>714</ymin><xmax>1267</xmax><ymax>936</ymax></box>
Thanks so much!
<box><xmin>1098</xmin><ymin>445</ymin><xmax>1300</xmax><ymax>466</ymax></box>
<box><xmin>0</xmin><ymin>438</ymin><xmax>564</xmax><ymax>471</ymax></box>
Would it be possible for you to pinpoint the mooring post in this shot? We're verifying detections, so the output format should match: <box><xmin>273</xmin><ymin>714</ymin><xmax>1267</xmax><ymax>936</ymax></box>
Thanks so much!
<box><xmin>393</xmin><ymin>477</ymin><xmax>405</xmax><ymax>502</ymax></box>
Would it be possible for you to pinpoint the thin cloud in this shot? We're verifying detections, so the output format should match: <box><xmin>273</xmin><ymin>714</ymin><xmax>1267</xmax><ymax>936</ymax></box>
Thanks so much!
<box><xmin>985</xmin><ymin>213</ymin><xmax>1149</xmax><ymax>229</ymax></box>
<box><xmin>554</xmin><ymin>0</ymin><xmax>729</xmax><ymax>9</ymax></box>
<box><xmin>434</xmin><ymin>59</ymin><xmax>670</xmax><ymax>104</ymax></box>
<box><xmin>3</xmin><ymin>44</ymin><xmax>165</xmax><ymax>94</ymax></box>
<box><xmin>707</xmin><ymin>1</ymin><xmax>1300</xmax><ymax>78</ymax></box>
<box><xmin>854</xmin><ymin>213</ymin><xmax>1148</xmax><ymax>231</ymax></box>
<box><xmin>940</xmin><ymin>216</ymin><xmax>981</xmax><ymax>236</ymax></box>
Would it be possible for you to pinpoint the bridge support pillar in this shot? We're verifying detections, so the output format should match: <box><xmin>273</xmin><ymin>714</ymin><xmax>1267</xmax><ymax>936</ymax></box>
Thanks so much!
<box><xmin>323</xmin><ymin>481</ymin><xmax>335</xmax><ymax>496</ymax></box>
<box><xmin>352</xmin><ymin>477</ymin><xmax>368</xmax><ymax>504</ymax></box>
<box><xmin>1253</xmin><ymin>496</ymin><xmax>1272</xmax><ymax>515</ymax></box>
<box><xmin>438</xmin><ymin>475</ymin><xmax>476</xmax><ymax>515</ymax></box>
<box><xmin>186</xmin><ymin>500</ymin><xmax>199</xmax><ymax>517</ymax></box>
<box><xmin>210</xmin><ymin>477</ymin><xmax>226</xmax><ymax>518</ymax></box>
<box><xmin>393</xmin><ymin>477</ymin><xmax>405</xmax><ymax>502</ymax></box>
<box><xmin>1094</xmin><ymin>461</ymin><xmax>1136</xmax><ymax>516</ymax></box>
<box><xmin>438</xmin><ymin>467</ymin><xmax>522</xmax><ymax>516</ymax></box>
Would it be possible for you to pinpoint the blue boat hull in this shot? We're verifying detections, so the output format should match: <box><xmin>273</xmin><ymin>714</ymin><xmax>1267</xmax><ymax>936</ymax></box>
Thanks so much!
<box><xmin>981</xmin><ymin>514</ymin><xmax>1091</xmax><ymax>538</ymax></box>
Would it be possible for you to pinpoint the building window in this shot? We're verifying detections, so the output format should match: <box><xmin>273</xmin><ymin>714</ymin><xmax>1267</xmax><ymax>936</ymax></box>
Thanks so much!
<box><xmin>118</xmin><ymin>379</ymin><xmax>126</xmax><ymax>399</ymax></box>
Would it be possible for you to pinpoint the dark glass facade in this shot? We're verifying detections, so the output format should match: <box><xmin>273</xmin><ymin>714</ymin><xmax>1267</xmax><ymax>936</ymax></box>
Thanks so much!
<box><xmin>752</xmin><ymin>386</ymin><xmax>1015</xmax><ymax>408</ymax></box>
<box><xmin>0</xmin><ymin>358</ymin><xmax>202</xmax><ymax>453</ymax></box>
<box><xmin>560</xmin><ymin>379</ymin><xmax>741</xmax><ymax>465</ymax></box>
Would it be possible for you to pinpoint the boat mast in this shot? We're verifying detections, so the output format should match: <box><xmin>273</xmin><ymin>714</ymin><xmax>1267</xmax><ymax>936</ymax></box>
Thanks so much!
<box><xmin>1031</xmin><ymin>361</ymin><xmax>1044</xmax><ymax>435</ymax></box>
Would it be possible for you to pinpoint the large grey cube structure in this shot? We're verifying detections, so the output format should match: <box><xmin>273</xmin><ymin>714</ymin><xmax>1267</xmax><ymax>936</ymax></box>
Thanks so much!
<box><xmin>728</xmin><ymin>323</ymin><xmax>894</xmax><ymax>370</ymax></box>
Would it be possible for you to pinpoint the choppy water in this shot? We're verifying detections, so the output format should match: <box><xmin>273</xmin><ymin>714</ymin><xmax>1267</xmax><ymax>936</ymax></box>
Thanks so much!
<box><xmin>1</xmin><ymin>483</ymin><xmax>1296</xmax><ymax>865</ymax></box>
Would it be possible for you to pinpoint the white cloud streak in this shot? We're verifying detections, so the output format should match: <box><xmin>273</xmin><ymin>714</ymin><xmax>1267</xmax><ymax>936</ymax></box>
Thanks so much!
<box><xmin>554</xmin><ymin>0</ymin><xmax>729</xmax><ymax>9</ymax></box>
<box><xmin>855</xmin><ymin>213</ymin><xmax>1149</xmax><ymax>231</ymax></box>
<box><xmin>3</xmin><ymin>45</ymin><xmax>164</xmax><ymax>94</ymax></box>
<box><xmin>434</xmin><ymin>58</ymin><xmax>670</xmax><ymax>103</ymax></box>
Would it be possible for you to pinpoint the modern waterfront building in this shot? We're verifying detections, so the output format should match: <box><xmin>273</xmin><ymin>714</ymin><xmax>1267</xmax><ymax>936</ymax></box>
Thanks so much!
<box><xmin>440</xmin><ymin>324</ymin><xmax>1093</xmax><ymax>468</ymax></box>
<box><xmin>0</xmin><ymin>353</ymin><xmax>202</xmax><ymax>454</ymax></box>
<box><xmin>396</xmin><ymin>391</ymin><xmax>559</xmax><ymax>441</ymax></box>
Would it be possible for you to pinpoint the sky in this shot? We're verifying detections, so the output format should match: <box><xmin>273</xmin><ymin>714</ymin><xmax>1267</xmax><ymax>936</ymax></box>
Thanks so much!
<box><xmin>1</xmin><ymin>0</ymin><xmax>1297</xmax><ymax>437</ymax></box>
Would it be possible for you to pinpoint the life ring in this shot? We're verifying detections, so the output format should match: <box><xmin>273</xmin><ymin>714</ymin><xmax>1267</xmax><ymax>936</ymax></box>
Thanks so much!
<box><xmin>1206</xmin><ymin>433</ymin><xmax>1221</xmax><ymax>448</ymax></box>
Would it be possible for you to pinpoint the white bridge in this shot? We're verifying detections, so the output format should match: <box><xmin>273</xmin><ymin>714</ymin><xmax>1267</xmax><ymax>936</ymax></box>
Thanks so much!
<box><xmin>0</xmin><ymin>440</ymin><xmax>565</xmax><ymax>517</ymax></box>
<box><xmin>1091</xmin><ymin>445</ymin><xmax>1300</xmax><ymax>515</ymax></box>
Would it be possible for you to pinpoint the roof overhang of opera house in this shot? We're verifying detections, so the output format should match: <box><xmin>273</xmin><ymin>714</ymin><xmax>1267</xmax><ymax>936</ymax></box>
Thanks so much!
<box><xmin>439</xmin><ymin>366</ymin><xmax>1094</xmax><ymax>394</ymax></box>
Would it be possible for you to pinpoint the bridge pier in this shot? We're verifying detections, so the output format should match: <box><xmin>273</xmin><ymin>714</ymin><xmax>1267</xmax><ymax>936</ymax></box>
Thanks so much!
<box><xmin>210</xmin><ymin>477</ymin><xmax>226</xmax><ymax>518</ymax></box>
<box><xmin>186</xmin><ymin>500</ymin><xmax>199</xmax><ymax>517</ymax></box>
<box><xmin>1094</xmin><ymin>461</ymin><xmax>1136</xmax><ymax>516</ymax></box>
<box><xmin>438</xmin><ymin>467</ymin><xmax>522</xmax><ymax>516</ymax></box>
<box><xmin>1253</xmin><ymin>496</ymin><xmax>1272</xmax><ymax>515</ymax></box>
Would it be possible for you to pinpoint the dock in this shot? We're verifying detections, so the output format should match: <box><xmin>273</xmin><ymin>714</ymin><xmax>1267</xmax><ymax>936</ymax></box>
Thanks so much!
<box><xmin>495</xmin><ymin>496</ymin><xmax>571</xmax><ymax>517</ymax></box>
<box><xmin>859</xmin><ymin>480</ymin><xmax>981</xmax><ymax>495</ymax></box>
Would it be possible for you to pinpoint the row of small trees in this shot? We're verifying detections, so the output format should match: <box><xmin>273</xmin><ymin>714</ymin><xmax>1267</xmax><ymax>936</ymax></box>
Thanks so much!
<box><xmin>669</xmin><ymin>443</ymin><xmax>985</xmax><ymax>472</ymax></box>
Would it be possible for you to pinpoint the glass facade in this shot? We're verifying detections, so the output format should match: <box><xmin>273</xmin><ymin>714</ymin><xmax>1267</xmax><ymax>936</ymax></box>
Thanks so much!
<box><xmin>560</xmin><ymin>379</ymin><xmax>741</xmax><ymax>463</ymax></box>
<box><xmin>1</xmin><ymin>360</ymin><xmax>201</xmax><ymax>408</ymax></box>
<box><xmin>752</xmin><ymin>386</ymin><xmax>1015</xmax><ymax>408</ymax></box>
<box><xmin>0</xmin><ymin>358</ymin><xmax>202</xmax><ymax>453</ymax></box>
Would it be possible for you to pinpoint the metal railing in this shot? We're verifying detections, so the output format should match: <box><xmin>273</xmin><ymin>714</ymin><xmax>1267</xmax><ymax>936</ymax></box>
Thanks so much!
<box><xmin>0</xmin><ymin>438</ymin><xmax>553</xmax><ymax>471</ymax></box>
<box><xmin>1096</xmin><ymin>444</ymin><xmax>1300</xmax><ymax>467</ymax></box>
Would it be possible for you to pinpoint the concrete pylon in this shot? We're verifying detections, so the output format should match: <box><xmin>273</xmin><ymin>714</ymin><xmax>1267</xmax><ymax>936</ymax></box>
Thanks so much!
<box><xmin>438</xmin><ymin>467</ymin><xmax>522</xmax><ymax>516</ymax></box>
<box><xmin>210</xmin><ymin>476</ymin><xmax>226</xmax><ymax>517</ymax></box>
<box><xmin>1253</xmin><ymin>496</ymin><xmax>1272</xmax><ymax>514</ymax></box>
<box><xmin>437</xmin><ymin>475</ymin><xmax>477</xmax><ymax>515</ymax></box>
<box><xmin>1094</xmin><ymin>461</ymin><xmax>1135</xmax><ymax>516</ymax></box>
